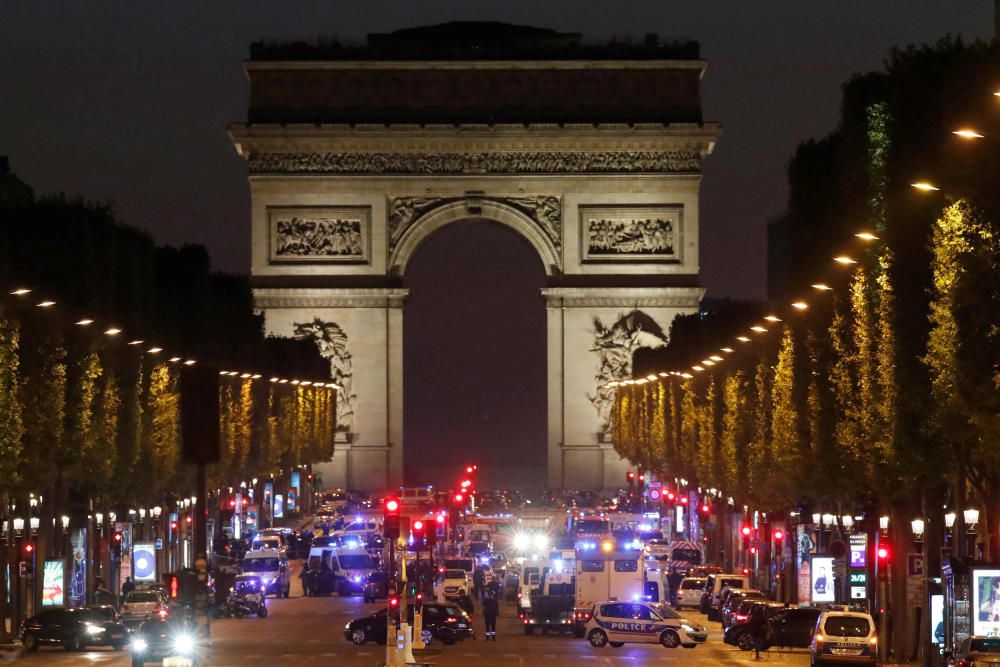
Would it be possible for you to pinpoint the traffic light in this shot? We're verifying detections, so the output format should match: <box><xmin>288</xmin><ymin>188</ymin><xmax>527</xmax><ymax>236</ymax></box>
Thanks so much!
<box><xmin>699</xmin><ymin>502</ymin><xmax>711</xmax><ymax>515</ymax></box>
<box><xmin>679</xmin><ymin>495</ymin><xmax>689</xmax><ymax>506</ymax></box>
<box><xmin>384</xmin><ymin>497</ymin><xmax>401</xmax><ymax>540</ymax></box>
<box><xmin>389</xmin><ymin>594</ymin><xmax>400</xmax><ymax>610</ymax></box>
<box><xmin>466</xmin><ymin>465</ymin><xmax>475</xmax><ymax>474</ymax></box>
<box><xmin>412</xmin><ymin>519</ymin><xmax>426</xmax><ymax>549</ymax></box>
<box><xmin>877</xmin><ymin>546</ymin><xmax>890</xmax><ymax>562</ymax></box>
<box><xmin>165</xmin><ymin>573</ymin><xmax>180</xmax><ymax>599</ymax></box>
<box><xmin>460</xmin><ymin>479</ymin><xmax>472</xmax><ymax>490</ymax></box>
<box><xmin>113</xmin><ymin>531</ymin><xmax>124</xmax><ymax>555</ymax></box>
<box><xmin>666</xmin><ymin>490</ymin><xmax>677</xmax><ymax>503</ymax></box>
<box><xmin>453</xmin><ymin>493</ymin><xmax>465</xmax><ymax>505</ymax></box>
<box><xmin>429</xmin><ymin>514</ymin><xmax>444</xmax><ymax>547</ymax></box>
<box><xmin>773</xmin><ymin>529</ymin><xmax>784</xmax><ymax>543</ymax></box>
<box><xmin>626</xmin><ymin>472</ymin><xmax>635</xmax><ymax>486</ymax></box>
<box><xmin>741</xmin><ymin>525</ymin><xmax>752</xmax><ymax>551</ymax></box>
<box><xmin>23</xmin><ymin>542</ymin><xmax>34</xmax><ymax>555</ymax></box>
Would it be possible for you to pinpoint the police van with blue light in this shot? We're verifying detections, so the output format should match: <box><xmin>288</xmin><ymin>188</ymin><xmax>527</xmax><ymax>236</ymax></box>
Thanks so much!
<box><xmin>584</xmin><ymin>600</ymin><xmax>708</xmax><ymax>649</ymax></box>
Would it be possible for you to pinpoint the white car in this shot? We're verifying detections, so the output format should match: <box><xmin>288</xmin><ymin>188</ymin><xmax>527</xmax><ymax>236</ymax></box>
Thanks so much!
<box><xmin>584</xmin><ymin>600</ymin><xmax>707</xmax><ymax>649</ymax></box>
<box><xmin>436</xmin><ymin>569</ymin><xmax>469</xmax><ymax>599</ymax></box>
<box><xmin>676</xmin><ymin>577</ymin><xmax>707</xmax><ymax>609</ymax></box>
<box><xmin>810</xmin><ymin>607</ymin><xmax>877</xmax><ymax>666</ymax></box>
<box><xmin>120</xmin><ymin>590</ymin><xmax>167</xmax><ymax>625</ymax></box>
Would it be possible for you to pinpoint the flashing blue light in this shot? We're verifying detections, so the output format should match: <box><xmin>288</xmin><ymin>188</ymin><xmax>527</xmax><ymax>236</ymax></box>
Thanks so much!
<box><xmin>630</xmin><ymin>539</ymin><xmax>642</xmax><ymax>549</ymax></box>
<box><xmin>632</xmin><ymin>593</ymin><xmax>642</xmax><ymax>601</ymax></box>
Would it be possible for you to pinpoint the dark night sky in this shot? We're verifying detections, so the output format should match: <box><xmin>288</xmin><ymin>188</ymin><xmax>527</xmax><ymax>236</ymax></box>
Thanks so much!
<box><xmin>1</xmin><ymin>2</ymin><xmax>993</xmax><ymax>487</ymax></box>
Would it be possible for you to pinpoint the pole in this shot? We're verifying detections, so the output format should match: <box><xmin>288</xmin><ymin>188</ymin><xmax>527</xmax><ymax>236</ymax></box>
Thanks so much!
<box><xmin>386</xmin><ymin>538</ymin><xmax>396</xmax><ymax>667</ymax></box>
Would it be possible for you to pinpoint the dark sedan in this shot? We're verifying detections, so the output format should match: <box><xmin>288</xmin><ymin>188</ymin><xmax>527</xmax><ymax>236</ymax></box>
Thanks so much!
<box><xmin>724</xmin><ymin>603</ymin><xmax>820</xmax><ymax>651</ymax></box>
<box><xmin>344</xmin><ymin>603</ymin><xmax>473</xmax><ymax>645</ymax></box>
<box><xmin>129</xmin><ymin>617</ymin><xmax>205</xmax><ymax>667</ymax></box>
<box><xmin>20</xmin><ymin>607</ymin><xmax>125</xmax><ymax>652</ymax></box>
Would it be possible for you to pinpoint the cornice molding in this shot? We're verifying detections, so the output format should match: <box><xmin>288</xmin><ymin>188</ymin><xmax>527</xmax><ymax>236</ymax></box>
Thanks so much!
<box><xmin>254</xmin><ymin>287</ymin><xmax>409</xmax><ymax>308</ymax></box>
<box><xmin>541</xmin><ymin>286</ymin><xmax>704</xmax><ymax>308</ymax></box>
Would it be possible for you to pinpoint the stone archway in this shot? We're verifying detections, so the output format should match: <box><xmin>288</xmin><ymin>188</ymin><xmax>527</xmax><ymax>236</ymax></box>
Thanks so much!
<box><xmin>231</xmin><ymin>29</ymin><xmax>719</xmax><ymax>491</ymax></box>
<box><xmin>389</xmin><ymin>197</ymin><xmax>562</xmax><ymax>277</ymax></box>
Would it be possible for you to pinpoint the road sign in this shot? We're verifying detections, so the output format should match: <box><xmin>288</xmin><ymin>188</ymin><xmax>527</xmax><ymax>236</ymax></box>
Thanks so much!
<box><xmin>850</xmin><ymin>572</ymin><xmax>867</xmax><ymax>585</ymax></box>
<box><xmin>155</xmin><ymin>538</ymin><xmax>163</xmax><ymax>550</ymax></box>
<box><xmin>907</xmin><ymin>554</ymin><xmax>925</xmax><ymax>577</ymax></box>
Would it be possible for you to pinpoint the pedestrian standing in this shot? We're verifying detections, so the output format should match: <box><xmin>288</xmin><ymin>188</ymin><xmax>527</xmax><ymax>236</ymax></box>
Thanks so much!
<box><xmin>482</xmin><ymin>591</ymin><xmax>500</xmax><ymax>641</ymax></box>
<box><xmin>473</xmin><ymin>567</ymin><xmax>486</xmax><ymax>600</ymax></box>
<box><xmin>121</xmin><ymin>576</ymin><xmax>135</xmax><ymax>596</ymax></box>
<box><xmin>300</xmin><ymin>562</ymin><xmax>312</xmax><ymax>597</ymax></box>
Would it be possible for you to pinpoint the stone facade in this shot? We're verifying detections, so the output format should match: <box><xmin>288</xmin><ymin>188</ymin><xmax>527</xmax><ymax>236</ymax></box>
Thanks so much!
<box><xmin>230</xmin><ymin>26</ymin><xmax>718</xmax><ymax>491</ymax></box>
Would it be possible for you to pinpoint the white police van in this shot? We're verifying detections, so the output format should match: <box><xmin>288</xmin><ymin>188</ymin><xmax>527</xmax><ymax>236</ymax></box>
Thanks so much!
<box><xmin>810</xmin><ymin>606</ymin><xmax>877</xmax><ymax>666</ymax></box>
<box><xmin>584</xmin><ymin>600</ymin><xmax>707</xmax><ymax>649</ymax></box>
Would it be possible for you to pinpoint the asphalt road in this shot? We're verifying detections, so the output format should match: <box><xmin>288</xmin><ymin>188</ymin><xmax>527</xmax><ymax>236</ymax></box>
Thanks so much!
<box><xmin>8</xmin><ymin>573</ymin><xmax>815</xmax><ymax>666</ymax></box>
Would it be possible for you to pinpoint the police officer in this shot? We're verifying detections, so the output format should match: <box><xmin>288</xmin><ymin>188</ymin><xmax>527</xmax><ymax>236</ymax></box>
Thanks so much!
<box><xmin>482</xmin><ymin>591</ymin><xmax>500</xmax><ymax>641</ymax></box>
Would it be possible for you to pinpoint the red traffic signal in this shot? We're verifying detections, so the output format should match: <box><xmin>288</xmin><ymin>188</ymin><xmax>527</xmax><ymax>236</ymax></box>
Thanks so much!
<box><xmin>773</xmin><ymin>529</ymin><xmax>784</xmax><ymax>542</ymax></box>
<box><xmin>113</xmin><ymin>531</ymin><xmax>124</xmax><ymax>543</ymax></box>
<box><xmin>741</xmin><ymin>525</ymin><xmax>753</xmax><ymax>537</ymax></box>
<box><xmin>638</xmin><ymin>474</ymin><xmax>645</xmax><ymax>482</ymax></box>
<box><xmin>413</xmin><ymin>520</ymin><xmax>425</xmax><ymax>532</ymax></box>
<box><xmin>166</xmin><ymin>574</ymin><xmax>180</xmax><ymax>599</ymax></box>
<box><xmin>228</xmin><ymin>498</ymin><xmax>236</xmax><ymax>508</ymax></box>
<box><xmin>460</xmin><ymin>479</ymin><xmax>472</xmax><ymax>489</ymax></box>
<box><xmin>750</xmin><ymin>546</ymin><xmax>758</xmax><ymax>555</ymax></box>
<box><xmin>24</xmin><ymin>542</ymin><xmax>34</xmax><ymax>554</ymax></box>
<box><xmin>666</xmin><ymin>491</ymin><xmax>677</xmax><ymax>502</ymax></box>
<box><xmin>436</xmin><ymin>514</ymin><xmax>446</xmax><ymax>524</ymax></box>
<box><xmin>679</xmin><ymin>496</ymin><xmax>689</xmax><ymax>505</ymax></box>
<box><xmin>185</xmin><ymin>516</ymin><xmax>192</xmax><ymax>525</ymax></box>
<box><xmin>699</xmin><ymin>503</ymin><xmax>711</xmax><ymax>514</ymax></box>
<box><xmin>385</xmin><ymin>498</ymin><xmax>400</xmax><ymax>514</ymax></box>
<box><xmin>466</xmin><ymin>465</ymin><xmax>475</xmax><ymax>474</ymax></box>
<box><xmin>877</xmin><ymin>546</ymin><xmax>890</xmax><ymax>561</ymax></box>
<box><xmin>389</xmin><ymin>595</ymin><xmax>400</xmax><ymax>609</ymax></box>
<box><xmin>170</xmin><ymin>520</ymin><xmax>178</xmax><ymax>531</ymax></box>
<box><xmin>453</xmin><ymin>493</ymin><xmax>465</xmax><ymax>504</ymax></box>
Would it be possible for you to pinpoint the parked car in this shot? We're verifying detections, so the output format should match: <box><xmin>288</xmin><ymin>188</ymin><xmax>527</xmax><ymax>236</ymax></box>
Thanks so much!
<box><xmin>121</xmin><ymin>590</ymin><xmax>168</xmax><ymax>626</ymax></box>
<box><xmin>676</xmin><ymin>577</ymin><xmax>707</xmax><ymax>609</ymax></box>
<box><xmin>724</xmin><ymin>603</ymin><xmax>820</xmax><ymax>651</ymax></box>
<box><xmin>344</xmin><ymin>603</ymin><xmax>472</xmax><ymax>645</ymax></box>
<box><xmin>19</xmin><ymin>607</ymin><xmax>125</xmax><ymax>651</ymax></box>
<box><xmin>810</xmin><ymin>607</ymin><xmax>877</xmax><ymax>666</ymax></box>
<box><xmin>720</xmin><ymin>589</ymin><xmax>765</xmax><ymax>629</ymax></box>
<box><xmin>947</xmin><ymin>635</ymin><xmax>1000</xmax><ymax>666</ymax></box>
<box><xmin>584</xmin><ymin>601</ymin><xmax>707</xmax><ymax>649</ymax></box>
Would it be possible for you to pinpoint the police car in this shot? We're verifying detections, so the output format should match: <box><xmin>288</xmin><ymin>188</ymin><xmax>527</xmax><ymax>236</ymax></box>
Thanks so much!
<box><xmin>810</xmin><ymin>607</ymin><xmax>877</xmax><ymax>666</ymax></box>
<box><xmin>584</xmin><ymin>600</ymin><xmax>708</xmax><ymax>649</ymax></box>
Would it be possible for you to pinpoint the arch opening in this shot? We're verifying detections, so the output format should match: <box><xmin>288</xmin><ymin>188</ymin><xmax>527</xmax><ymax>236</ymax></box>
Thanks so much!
<box><xmin>402</xmin><ymin>220</ymin><xmax>548</xmax><ymax>490</ymax></box>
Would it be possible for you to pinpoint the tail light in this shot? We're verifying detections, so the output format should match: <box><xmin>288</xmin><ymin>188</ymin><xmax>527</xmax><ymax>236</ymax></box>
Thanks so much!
<box><xmin>446</xmin><ymin>617</ymin><xmax>457</xmax><ymax>623</ymax></box>
<box><xmin>734</xmin><ymin>614</ymin><xmax>747</xmax><ymax>622</ymax></box>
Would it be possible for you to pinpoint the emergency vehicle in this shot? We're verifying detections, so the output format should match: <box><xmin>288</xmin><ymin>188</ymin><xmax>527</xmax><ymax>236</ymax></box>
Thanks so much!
<box><xmin>584</xmin><ymin>600</ymin><xmax>707</xmax><ymax>649</ymax></box>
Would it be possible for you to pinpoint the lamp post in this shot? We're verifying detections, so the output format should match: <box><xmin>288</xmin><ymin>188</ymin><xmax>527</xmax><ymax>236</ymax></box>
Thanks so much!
<box><xmin>964</xmin><ymin>508</ymin><xmax>980</xmax><ymax>559</ymax></box>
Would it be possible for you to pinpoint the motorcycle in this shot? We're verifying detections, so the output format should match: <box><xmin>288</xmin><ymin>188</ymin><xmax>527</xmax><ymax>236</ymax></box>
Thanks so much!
<box><xmin>229</xmin><ymin>574</ymin><xmax>268</xmax><ymax>618</ymax></box>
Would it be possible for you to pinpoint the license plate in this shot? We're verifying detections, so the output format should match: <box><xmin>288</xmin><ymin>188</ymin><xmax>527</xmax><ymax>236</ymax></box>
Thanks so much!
<box><xmin>832</xmin><ymin>648</ymin><xmax>863</xmax><ymax>655</ymax></box>
<box><xmin>458</xmin><ymin>624</ymin><xmax>467</xmax><ymax>628</ymax></box>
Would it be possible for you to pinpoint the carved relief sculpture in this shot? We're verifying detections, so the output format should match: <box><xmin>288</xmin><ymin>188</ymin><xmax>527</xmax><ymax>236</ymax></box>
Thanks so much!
<box><xmin>249</xmin><ymin>151</ymin><xmax>702</xmax><ymax>175</ymax></box>
<box><xmin>269</xmin><ymin>207</ymin><xmax>370</xmax><ymax>264</ymax></box>
<box><xmin>588</xmin><ymin>310</ymin><xmax>669</xmax><ymax>433</ymax></box>
<box><xmin>293</xmin><ymin>319</ymin><xmax>357</xmax><ymax>433</ymax></box>
<box><xmin>580</xmin><ymin>205</ymin><xmax>681</xmax><ymax>262</ymax></box>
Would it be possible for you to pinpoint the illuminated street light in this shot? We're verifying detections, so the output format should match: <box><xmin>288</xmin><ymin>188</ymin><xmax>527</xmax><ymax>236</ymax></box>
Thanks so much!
<box><xmin>763</xmin><ymin>315</ymin><xmax>782</xmax><ymax>322</ymax></box>
<box><xmin>127</xmin><ymin>340</ymin><xmax>144</xmax><ymax>346</ymax></box>
<box><xmin>750</xmin><ymin>326</ymin><xmax>768</xmax><ymax>333</ymax></box>
<box><xmin>736</xmin><ymin>336</ymin><xmax>751</xmax><ymax>343</ymax></box>
<box><xmin>953</xmin><ymin>128</ymin><xmax>984</xmax><ymax>139</ymax></box>
<box><xmin>721</xmin><ymin>347</ymin><xmax>734</xmax><ymax>353</ymax></box>
<box><xmin>791</xmin><ymin>301</ymin><xmax>809</xmax><ymax>310</ymax></box>
<box><xmin>709</xmin><ymin>355</ymin><xmax>723</xmax><ymax>362</ymax></box>
<box><xmin>10</xmin><ymin>288</ymin><xmax>31</xmax><ymax>296</ymax></box>
<box><xmin>147</xmin><ymin>347</ymin><xmax>162</xmax><ymax>354</ymax></box>
<box><xmin>76</xmin><ymin>319</ymin><xmax>94</xmax><ymax>326</ymax></box>
<box><xmin>183</xmin><ymin>359</ymin><xmax>196</xmax><ymax>366</ymax></box>
<box><xmin>911</xmin><ymin>181</ymin><xmax>940</xmax><ymax>192</ymax></box>
<box><xmin>833</xmin><ymin>256</ymin><xmax>857</xmax><ymax>265</ymax></box>
<box><xmin>104</xmin><ymin>328</ymin><xmax>121</xmax><ymax>335</ymax></box>
<box><xmin>812</xmin><ymin>283</ymin><xmax>833</xmax><ymax>291</ymax></box>
<box><xmin>36</xmin><ymin>301</ymin><xmax>56</xmax><ymax>308</ymax></box>
<box><xmin>646</xmin><ymin>374</ymin><xmax>658</xmax><ymax>381</ymax></box>
<box><xmin>702</xmin><ymin>360</ymin><xmax>715</xmax><ymax>366</ymax></box>
<box><xmin>855</xmin><ymin>232</ymin><xmax>879</xmax><ymax>241</ymax></box>
<box><xmin>692</xmin><ymin>365</ymin><xmax>705</xmax><ymax>372</ymax></box>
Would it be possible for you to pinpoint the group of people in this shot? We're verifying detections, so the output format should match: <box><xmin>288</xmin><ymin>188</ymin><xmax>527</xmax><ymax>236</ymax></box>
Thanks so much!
<box><xmin>299</xmin><ymin>561</ymin><xmax>336</xmax><ymax>596</ymax></box>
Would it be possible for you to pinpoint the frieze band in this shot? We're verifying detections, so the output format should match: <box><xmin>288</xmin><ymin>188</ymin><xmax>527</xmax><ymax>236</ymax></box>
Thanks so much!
<box><xmin>247</xmin><ymin>151</ymin><xmax>702</xmax><ymax>175</ymax></box>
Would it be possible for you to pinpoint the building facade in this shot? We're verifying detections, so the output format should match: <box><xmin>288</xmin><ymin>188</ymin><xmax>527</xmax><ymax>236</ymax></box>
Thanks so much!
<box><xmin>229</xmin><ymin>23</ymin><xmax>718</xmax><ymax>491</ymax></box>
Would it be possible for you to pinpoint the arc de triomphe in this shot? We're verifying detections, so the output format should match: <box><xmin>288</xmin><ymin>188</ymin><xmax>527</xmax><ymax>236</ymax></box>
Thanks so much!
<box><xmin>229</xmin><ymin>23</ymin><xmax>718</xmax><ymax>492</ymax></box>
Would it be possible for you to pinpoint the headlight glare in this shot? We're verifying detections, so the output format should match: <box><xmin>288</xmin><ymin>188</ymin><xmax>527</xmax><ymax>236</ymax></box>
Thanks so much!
<box><xmin>131</xmin><ymin>637</ymin><xmax>148</xmax><ymax>652</ymax></box>
<box><xmin>174</xmin><ymin>633</ymin><xmax>195</xmax><ymax>653</ymax></box>
<box><xmin>85</xmin><ymin>624</ymin><xmax>105</xmax><ymax>635</ymax></box>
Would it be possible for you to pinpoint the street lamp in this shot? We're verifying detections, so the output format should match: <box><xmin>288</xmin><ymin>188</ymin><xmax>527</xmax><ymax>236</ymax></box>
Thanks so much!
<box><xmin>841</xmin><ymin>515</ymin><xmax>854</xmax><ymax>529</ymax></box>
<box><xmin>812</xmin><ymin>513</ymin><xmax>821</xmax><ymax>525</ymax></box>
<box><xmin>879</xmin><ymin>516</ymin><xmax>889</xmax><ymax>532</ymax></box>
<box><xmin>61</xmin><ymin>515</ymin><xmax>70</xmax><ymax>531</ymax></box>
<box><xmin>964</xmin><ymin>508</ymin><xmax>980</xmax><ymax>527</ymax></box>
<box><xmin>822</xmin><ymin>514</ymin><xmax>836</xmax><ymax>527</ymax></box>
<box><xmin>12</xmin><ymin>518</ymin><xmax>24</xmax><ymax>534</ymax></box>
<box><xmin>911</xmin><ymin>519</ymin><xmax>925</xmax><ymax>539</ymax></box>
<box><xmin>945</xmin><ymin>512</ymin><xmax>956</xmax><ymax>529</ymax></box>
<box><xmin>965</xmin><ymin>508</ymin><xmax>981</xmax><ymax>559</ymax></box>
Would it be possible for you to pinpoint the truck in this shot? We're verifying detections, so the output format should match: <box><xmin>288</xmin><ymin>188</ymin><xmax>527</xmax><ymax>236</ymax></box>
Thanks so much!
<box><xmin>524</xmin><ymin>570</ymin><xmax>576</xmax><ymax>635</ymax></box>
<box><xmin>572</xmin><ymin>547</ymin><xmax>645</xmax><ymax>637</ymax></box>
